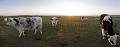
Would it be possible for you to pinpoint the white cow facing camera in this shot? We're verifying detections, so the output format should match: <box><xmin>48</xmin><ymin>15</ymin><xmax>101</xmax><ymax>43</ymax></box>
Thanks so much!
<box><xmin>51</xmin><ymin>17</ymin><xmax>58</xmax><ymax>27</ymax></box>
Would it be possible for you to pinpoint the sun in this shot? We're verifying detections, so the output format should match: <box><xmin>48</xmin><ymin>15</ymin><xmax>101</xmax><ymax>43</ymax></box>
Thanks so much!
<box><xmin>52</xmin><ymin>1</ymin><xmax>91</xmax><ymax>16</ymax></box>
<box><xmin>38</xmin><ymin>1</ymin><xmax>93</xmax><ymax>16</ymax></box>
<box><xmin>68</xmin><ymin>15</ymin><xmax>73</xmax><ymax>16</ymax></box>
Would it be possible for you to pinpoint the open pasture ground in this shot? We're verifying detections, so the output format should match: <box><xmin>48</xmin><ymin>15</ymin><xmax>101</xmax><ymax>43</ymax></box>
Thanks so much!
<box><xmin>0</xmin><ymin>16</ymin><xmax>120</xmax><ymax>47</ymax></box>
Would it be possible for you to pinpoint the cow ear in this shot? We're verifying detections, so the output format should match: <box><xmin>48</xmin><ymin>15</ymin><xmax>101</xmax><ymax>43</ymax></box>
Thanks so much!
<box><xmin>13</xmin><ymin>19</ymin><xmax>19</xmax><ymax>24</ymax></box>
<box><xmin>117</xmin><ymin>33</ymin><xmax>120</xmax><ymax>37</ymax></box>
<box><xmin>116</xmin><ymin>33</ymin><xmax>119</xmax><ymax>35</ymax></box>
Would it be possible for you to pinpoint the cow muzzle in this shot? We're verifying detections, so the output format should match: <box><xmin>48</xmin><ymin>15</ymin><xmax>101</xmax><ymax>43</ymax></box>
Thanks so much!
<box><xmin>53</xmin><ymin>23</ymin><xmax>55</xmax><ymax>24</ymax></box>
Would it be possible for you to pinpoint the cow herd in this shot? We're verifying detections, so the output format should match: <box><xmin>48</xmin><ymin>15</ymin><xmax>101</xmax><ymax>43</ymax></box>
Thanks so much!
<box><xmin>4</xmin><ymin>15</ymin><xmax>120</xmax><ymax>46</ymax></box>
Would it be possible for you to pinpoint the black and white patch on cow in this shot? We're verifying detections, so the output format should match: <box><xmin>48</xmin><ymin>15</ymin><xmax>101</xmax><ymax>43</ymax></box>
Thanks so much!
<box><xmin>6</xmin><ymin>17</ymin><xmax>42</xmax><ymax>37</ymax></box>
<box><xmin>51</xmin><ymin>17</ymin><xmax>58</xmax><ymax>27</ymax></box>
<box><xmin>100</xmin><ymin>14</ymin><xmax>119</xmax><ymax>46</ymax></box>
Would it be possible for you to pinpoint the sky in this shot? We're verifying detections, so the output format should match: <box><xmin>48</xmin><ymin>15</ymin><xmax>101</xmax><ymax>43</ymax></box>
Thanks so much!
<box><xmin>0</xmin><ymin>0</ymin><xmax>120</xmax><ymax>16</ymax></box>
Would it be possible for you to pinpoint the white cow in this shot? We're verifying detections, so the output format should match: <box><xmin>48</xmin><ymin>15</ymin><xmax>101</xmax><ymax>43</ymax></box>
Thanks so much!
<box><xmin>6</xmin><ymin>17</ymin><xmax>42</xmax><ymax>37</ymax></box>
<box><xmin>51</xmin><ymin>17</ymin><xmax>58</xmax><ymax>27</ymax></box>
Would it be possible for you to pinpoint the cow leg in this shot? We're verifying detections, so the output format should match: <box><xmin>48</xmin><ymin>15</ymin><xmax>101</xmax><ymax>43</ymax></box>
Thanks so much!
<box><xmin>34</xmin><ymin>29</ymin><xmax>42</xmax><ymax>35</ymax></box>
<box><xmin>113</xmin><ymin>38</ymin><xmax>117</xmax><ymax>46</ymax></box>
<box><xmin>22</xmin><ymin>31</ymin><xmax>25</xmax><ymax>36</ymax></box>
<box><xmin>108</xmin><ymin>38</ymin><xmax>114</xmax><ymax>45</ymax></box>
<box><xmin>39</xmin><ymin>25</ymin><xmax>42</xmax><ymax>34</ymax></box>
<box><xmin>40</xmin><ymin>29</ymin><xmax>42</xmax><ymax>34</ymax></box>
<box><xmin>113</xmin><ymin>41</ymin><xmax>116</xmax><ymax>46</ymax></box>
<box><xmin>34</xmin><ymin>29</ymin><xmax>38</xmax><ymax>35</ymax></box>
<box><xmin>19</xmin><ymin>30</ymin><xmax>22</xmax><ymax>37</ymax></box>
<box><xmin>102</xmin><ymin>28</ymin><xmax>106</xmax><ymax>39</ymax></box>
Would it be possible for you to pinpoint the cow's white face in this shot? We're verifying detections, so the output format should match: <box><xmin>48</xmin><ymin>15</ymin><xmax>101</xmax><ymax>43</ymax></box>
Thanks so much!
<box><xmin>51</xmin><ymin>17</ymin><xmax>58</xmax><ymax>26</ymax></box>
<box><xmin>6</xmin><ymin>18</ymin><xmax>17</xmax><ymax>26</ymax></box>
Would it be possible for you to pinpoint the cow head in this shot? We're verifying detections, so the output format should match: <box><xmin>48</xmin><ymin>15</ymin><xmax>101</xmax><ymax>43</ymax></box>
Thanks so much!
<box><xmin>51</xmin><ymin>17</ymin><xmax>58</xmax><ymax>27</ymax></box>
<box><xmin>6</xmin><ymin>18</ymin><xmax>19</xmax><ymax>26</ymax></box>
<box><xmin>100</xmin><ymin>14</ymin><xmax>108</xmax><ymax>26</ymax></box>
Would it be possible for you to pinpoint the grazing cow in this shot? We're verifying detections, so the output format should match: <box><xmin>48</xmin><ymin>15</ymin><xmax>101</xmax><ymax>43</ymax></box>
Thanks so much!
<box><xmin>51</xmin><ymin>17</ymin><xmax>58</xmax><ymax>27</ymax></box>
<box><xmin>6</xmin><ymin>17</ymin><xmax>42</xmax><ymax>37</ymax></box>
<box><xmin>100</xmin><ymin>14</ymin><xmax>119</xmax><ymax>46</ymax></box>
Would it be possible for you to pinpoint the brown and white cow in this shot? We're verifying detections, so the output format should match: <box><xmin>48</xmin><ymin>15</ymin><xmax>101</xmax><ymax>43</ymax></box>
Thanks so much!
<box><xmin>100</xmin><ymin>14</ymin><xmax>119</xmax><ymax>46</ymax></box>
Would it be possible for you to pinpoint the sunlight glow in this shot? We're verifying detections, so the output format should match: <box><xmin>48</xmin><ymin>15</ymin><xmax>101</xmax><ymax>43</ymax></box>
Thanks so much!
<box><xmin>1</xmin><ymin>0</ymin><xmax>120</xmax><ymax>16</ymax></box>
<box><xmin>38</xmin><ymin>1</ymin><xmax>94</xmax><ymax>16</ymax></box>
<box><xmin>53</xmin><ymin>1</ymin><xmax>91</xmax><ymax>15</ymax></box>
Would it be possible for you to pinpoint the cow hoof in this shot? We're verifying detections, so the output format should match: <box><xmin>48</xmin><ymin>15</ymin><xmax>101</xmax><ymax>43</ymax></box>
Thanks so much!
<box><xmin>111</xmin><ymin>44</ymin><xmax>114</xmax><ymax>46</ymax></box>
<box><xmin>18</xmin><ymin>35</ymin><xmax>21</xmax><ymax>37</ymax></box>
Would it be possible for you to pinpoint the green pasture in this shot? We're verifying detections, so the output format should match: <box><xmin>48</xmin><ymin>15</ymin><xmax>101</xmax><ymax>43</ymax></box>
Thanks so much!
<box><xmin>0</xmin><ymin>16</ymin><xmax>120</xmax><ymax>47</ymax></box>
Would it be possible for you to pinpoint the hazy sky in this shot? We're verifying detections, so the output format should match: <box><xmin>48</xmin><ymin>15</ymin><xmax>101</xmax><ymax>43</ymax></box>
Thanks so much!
<box><xmin>0</xmin><ymin>0</ymin><xmax>120</xmax><ymax>16</ymax></box>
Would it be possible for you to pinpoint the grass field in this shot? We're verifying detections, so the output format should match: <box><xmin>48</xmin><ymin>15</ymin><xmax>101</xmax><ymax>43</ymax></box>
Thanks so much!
<box><xmin>0</xmin><ymin>16</ymin><xmax>120</xmax><ymax>47</ymax></box>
